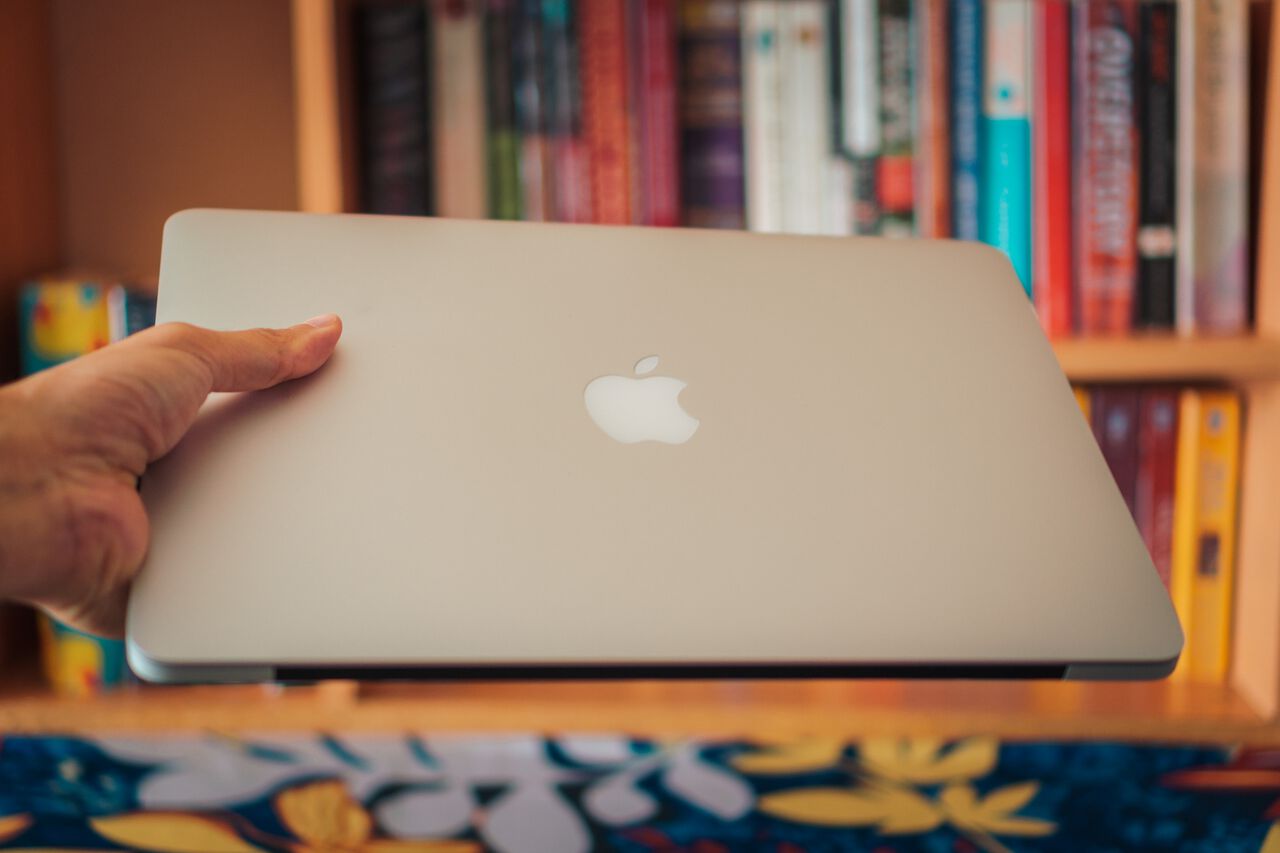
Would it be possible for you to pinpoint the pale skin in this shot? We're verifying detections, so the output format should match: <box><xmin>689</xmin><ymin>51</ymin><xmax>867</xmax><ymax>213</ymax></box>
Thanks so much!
<box><xmin>0</xmin><ymin>314</ymin><xmax>342</xmax><ymax>638</ymax></box>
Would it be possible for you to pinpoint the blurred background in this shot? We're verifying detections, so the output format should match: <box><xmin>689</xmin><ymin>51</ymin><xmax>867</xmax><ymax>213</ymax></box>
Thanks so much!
<box><xmin>2</xmin><ymin>0</ymin><xmax>1280</xmax><ymax>849</ymax></box>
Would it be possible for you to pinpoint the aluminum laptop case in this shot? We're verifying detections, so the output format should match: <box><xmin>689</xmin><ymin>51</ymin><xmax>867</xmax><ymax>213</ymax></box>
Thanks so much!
<box><xmin>127</xmin><ymin>209</ymin><xmax>1182</xmax><ymax>682</ymax></box>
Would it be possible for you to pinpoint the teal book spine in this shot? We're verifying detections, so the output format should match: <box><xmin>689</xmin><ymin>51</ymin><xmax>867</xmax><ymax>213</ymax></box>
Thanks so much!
<box><xmin>981</xmin><ymin>117</ymin><xmax>1031</xmax><ymax>295</ymax></box>
<box><xmin>979</xmin><ymin>0</ymin><xmax>1032</xmax><ymax>296</ymax></box>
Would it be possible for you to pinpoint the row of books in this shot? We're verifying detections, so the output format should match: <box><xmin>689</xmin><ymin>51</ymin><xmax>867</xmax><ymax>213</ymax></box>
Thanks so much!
<box><xmin>354</xmin><ymin>0</ymin><xmax>1254</xmax><ymax>337</ymax></box>
<box><xmin>17</xmin><ymin>279</ymin><xmax>157</xmax><ymax>695</ymax></box>
<box><xmin>1074</xmin><ymin>384</ymin><xmax>1242</xmax><ymax>685</ymax></box>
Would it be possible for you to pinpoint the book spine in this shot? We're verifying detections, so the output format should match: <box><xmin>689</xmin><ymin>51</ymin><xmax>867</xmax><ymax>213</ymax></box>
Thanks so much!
<box><xmin>742</xmin><ymin>0</ymin><xmax>784</xmax><ymax>232</ymax></box>
<box><xmin>876</xmin><ymin>0</ymin><xmax>914</xmax><ymax>236</ymax></box>
<box><xmin>913</xmin><ymin>0</ymin><xmax>949</xmax><ymax>239</ymax></box>
<box><xmin>356</xmin><ymin>1</ymin><xmax>432</xmax><ymax>215</ymax></box>
<box><xmin>1073</xmin><ymin>1</ymin><xmax>1139</xmax><ymax>334</ymax></box>
<box><xmin>948</xmin><ymin>0</ymin><xmax>980</xmax><ymax>242</ymax></box>
<box><xmin>838</xmin><ymin>0</ymin><xmax>881</xmax><ymax>235</ymax></box>
<box><xmin>1090</xmin><ymin>386</ymin><xmax>1140</xmax><ymax>517</ymax></box>
<box><xmin>514</xmin><ymin>0</ymin><xmax>551</xmax><ymax>220</ymax></box>
<box><xmin>779</xmin><ymin>1</ymin><xmax>829</xmax><ymax>236</ymax></box>
<box><xmin>1134</xmin><ymin>1</ymin><xmax>1177</xmax><ymax>329</ymax></box>
<box><xmin>677</xmin><ymin>0</ymin><xmax>746</xmax><ymax>229</ymax></box>
<box><xmin>434</xmin><ymin>0</ymin><xmax>489</xmax><ymax>219</ymax></box>
<box><xmin>543</xmin><ymin>0</ymin><xmax>592</xmax><ymax>222</ymax></box>
<box><xmin>1073</xmin><ymin>386</ymin><xmax>1091</xmax><ymax>422</ymax></box>
<box><xmin>1178</xmin><ymin>0</ymin><xmax>1249</xmax><ymax>334</ymax></box>
<box><xmin>484</xmin><ymin>0</ymin><xmax>523</xmax><ymax>219</ymax></box>
<box><xmin>19</xmin><ymin>280</ymin><xmax>130</xmax><ymax>695</ymax></box>
<box><xmin>1032</xmin><ymin>0</ymin><xmax>1071</xmax><ymax>335</ymax></box>
<box><xmin>637</xmin><ymin>0</ymin><xmax>681</xmax><ymax>226</ymax></box>
<box><xmin>980</xmin><ymin>0</ymin><xmax>1032</xmax><ymax>296</ymax></box>
<box><xmin>1169</xmin><ymin>388</ymin><xmax>1200</xmax><ymax>681</ymax></box>
<box><xmin>1187</xmin><ymin>391</ymin><xmax>1242</xmax><ymax>683</ymax></box>
<box><xmin>1136</xmin><ymin>389</ymin><xmax>1179</xmax><ymax>593</ymax></box>
<box><xmin>580</xmin><ymin>0</ymin><xmax>632</xmax><ymax>223</ymax></box>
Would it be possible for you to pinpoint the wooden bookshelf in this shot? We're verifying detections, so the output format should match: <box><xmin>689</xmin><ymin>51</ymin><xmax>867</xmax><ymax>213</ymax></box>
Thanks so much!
<box><xmin>1053</xmin><ymin>335</ymin><xmax>1280</xmax><ymax>383</ymax></box>
<box><xmin>0</xmin><ymin>678</ymin><xmax>1271</xmax><ymax>743</ymax></box>
<box><xmin>0</xmin><ymin>0</ymin><xmax>1279</xmax><ymax>739</ymax></box>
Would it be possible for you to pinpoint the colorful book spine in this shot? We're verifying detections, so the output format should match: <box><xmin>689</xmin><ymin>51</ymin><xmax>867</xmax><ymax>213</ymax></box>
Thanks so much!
<box><xmin>19</xmin><ymin>280</ymin><xmax>145</xmax><ymax>696</ymax></box>
<box><xmin>836</xmin><ymin>0</ymin><xmax>880</xmax><ymax>235</ymax></box>
<box><xmin>913</xmin><ymin>0</ymin><xmax>949</xmax><ymax>239</ymax></box>
<box><xmin>1176</xmin><ymin>0</ymin><xmax>1249</xmax><ymax>334</ymax></box>
<box><xmin>677</xmin><ymin>0</ymin><xmax>745</xmax><ymax>229</ymax></box>
<box><xmin>636</xmin><ymin>0</ymin><xmax>681</xmax><ymax>226</ymax></box>
<box><xmin>1090</xmin><ymin>386</ymin><xmax>1140</xmax><ymax>517</ymax></box>
<box><xmin>542</xmin><ymin>0</ymin><xmax>592</xmax><ymax>223</ymax></box>
<box><xmin>742</xmin><ymin>0</ymin><xmax>783</xmax><ymax>233</ymax></box>
<box><xmin>1171</xmin><ymin>389</ymin><xmax>1242</xmax><ymax>684</ymax></box>
<box><xmin>434</xmin><ymin>0</ymin><xmax>489</xmax><ymax>219</ymax></box>
<box><xmin>1134</xmin><ymin>0</ymin><xmax>1178</xmax><ymax>329</ymax></box>
<box><xmin>514</xmin><ymin>0</ymin><xmax>551</xmax><ymax>220</ymax></box>
<box><xmin>1136</xmin><ymin>389</ymin><xmax>1179</xmax><ymax>592</ymax></box>
<box><xmin>484</xmin><ymin>0</ymin><xmax>523</xmax><ymax>220</ymax></box>
<box><xmin>876</xmin><ymin>0</ymin><xmax>914</xmax><ymax>236</ymax></box>
<box><xmin>980</xmin><ymin>0</ymin><xmax>1032</xmax><ymax>296</ymax></box>
<box><xmin>948</xmin><ymin>0</ymin><xmax>981</xmax><ymax>242</ymax></box>
<box><xmin>580</xmin><ymin>0</ymin><xmax>632</xmax><ymax>223</ymax></box>
<box><xmin>779</xmin><ymin>1</ymin><xmax>829</xmax><ymax>236</ymax></box>
<box><xmin>1031</xmin><ymin>0</ymin><xmax>1071</xmax><ymax>336</ymax></box>
<box><xmin>1073</xmin><ymin>386</ymin><xmax>1091</xmax><ymax>422</ymax></box>
<box><xmin>1073</xmin><ymin>1</ymin><xmax>1139</xmax><ymax>334</ymax></box>
<box><xmin>355</xmin><ymin>0</ymin><xmax>433</xmax><ymax>215</ymax></box>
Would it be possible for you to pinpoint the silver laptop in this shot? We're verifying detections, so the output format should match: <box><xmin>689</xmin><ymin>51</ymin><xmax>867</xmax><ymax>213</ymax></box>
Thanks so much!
<box><xmin>127</xmin><ymin>209</ymin><xmax>1182</xmax><ymax>683</ymax></box>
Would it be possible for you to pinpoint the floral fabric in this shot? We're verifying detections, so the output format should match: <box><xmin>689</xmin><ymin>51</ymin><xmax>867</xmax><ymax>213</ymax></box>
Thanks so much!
<box><xmin>0</xmin><ymin>735</ymin><xmax>1275</xmax><ymax>852</ymax></box>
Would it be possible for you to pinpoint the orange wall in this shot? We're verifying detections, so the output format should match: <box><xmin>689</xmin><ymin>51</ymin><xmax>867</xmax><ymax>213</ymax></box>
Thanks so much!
<box><xmin>53</xmin><ymin>0</ymin><xmax>299</xmax><ymax>283</ymax></box>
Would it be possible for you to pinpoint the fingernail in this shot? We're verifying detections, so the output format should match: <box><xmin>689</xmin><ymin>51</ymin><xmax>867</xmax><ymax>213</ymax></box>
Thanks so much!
<box><xmin>303</xmin><ymin>313</ymin><xmax>340</xmax><ymax>329</ymax></box>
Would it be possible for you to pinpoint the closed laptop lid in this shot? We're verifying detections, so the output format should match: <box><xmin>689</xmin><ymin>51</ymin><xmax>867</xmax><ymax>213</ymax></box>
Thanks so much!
<box><xmin>127</xmin><ymin>210</ymin><xmax>1182</xmax><ymax>682</ymax></box>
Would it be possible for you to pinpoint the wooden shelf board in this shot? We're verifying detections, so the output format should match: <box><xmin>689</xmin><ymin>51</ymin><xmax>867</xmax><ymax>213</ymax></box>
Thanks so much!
<box><xmin>1052</xmin><ymin>335</ymin><xmax>1280</xmax><ymax>382</ymax></box>
<box><xmin>0</xmin><ymin>680</ymin><xmax>1272</xmax><ymax>742</ymax></box>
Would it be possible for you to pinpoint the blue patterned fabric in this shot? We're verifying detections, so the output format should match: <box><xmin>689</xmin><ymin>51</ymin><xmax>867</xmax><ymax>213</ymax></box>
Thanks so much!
<box><xmin>0</xmin><ymin>735</ymin><xmax>1273</xmax><ymax>851</ymax></box>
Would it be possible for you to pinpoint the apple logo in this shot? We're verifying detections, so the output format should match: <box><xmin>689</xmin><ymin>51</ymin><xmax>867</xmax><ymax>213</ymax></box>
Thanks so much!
<box><xmin>584</xmin><ymin>355</ymin><xmax>700</xmax><ymax>445</ymax></box>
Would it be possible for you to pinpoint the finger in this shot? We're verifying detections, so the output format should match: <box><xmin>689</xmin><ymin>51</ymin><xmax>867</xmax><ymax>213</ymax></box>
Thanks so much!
<box><xmin>145</xmin><ymin>314</ymin><xmax>342</xmax><ymax>394</ymax></box>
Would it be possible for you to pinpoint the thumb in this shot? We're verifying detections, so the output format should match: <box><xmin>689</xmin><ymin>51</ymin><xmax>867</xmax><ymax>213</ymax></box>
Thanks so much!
<box><xmin>139</xmin><ymin>313</ymin><xmax>343</xmax><ymax>393</ymax></box>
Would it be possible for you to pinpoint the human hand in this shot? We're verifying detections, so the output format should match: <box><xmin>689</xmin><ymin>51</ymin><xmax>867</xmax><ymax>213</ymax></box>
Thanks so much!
<box><xmin>0</xmin><ymin>315</ymin><xmax>342</xmax><ymax>638</ymax></box>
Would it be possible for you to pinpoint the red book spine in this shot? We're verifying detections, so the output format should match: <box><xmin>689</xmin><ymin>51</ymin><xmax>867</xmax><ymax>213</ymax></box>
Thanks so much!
<box><xmin>638</xmin><ymin>0</ymin><xmax>680</xmax><ymax>226</ymax></box>
<box><xmin>1033</xmin><ymin>0</ymin><xmax>1072</xmax><ymax>336</ymax></box>
<box><xmin>1136</xmin><ymin>389</ymin><xmax>1178</xmax><ymax>591</ymax></box>
<box><xmin>579</xmin><ymin>0</ymin><xmax>632</xmax><ymax>223</ymax></box>
<box><xmin>1090</xmin><ymin>386</ymin><xmax>1140</xmax><ymax>516</ymax></box>
<box><xmin>1073</xmin><ymin>1</ymin><xmax>1139</xmax><ymax>334</ymax></box>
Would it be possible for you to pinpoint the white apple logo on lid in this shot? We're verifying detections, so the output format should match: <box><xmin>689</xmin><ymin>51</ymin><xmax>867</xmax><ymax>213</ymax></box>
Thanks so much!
<box><xmin>584</xmin><ymin>356</ymin><xmax>700</xmax><ymax>445</ymax></box>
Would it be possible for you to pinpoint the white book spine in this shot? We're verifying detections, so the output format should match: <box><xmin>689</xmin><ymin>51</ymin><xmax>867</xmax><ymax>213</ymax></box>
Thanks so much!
<box><xmin>1175</xmin><ymin>0</ymin><xmax>1195</xmax><ymax>332</ymax></box>
<box><xmin>779</xmin><ymin>0</ymin><xmax>828</xmax><ymax>235</ymax></box>
<box><xmin>1184</xmin><ymin>0</ymin><xmax>1249</xmax><ymax>334</ymax></box>
<box><xmin>841</xmin><ymin>0</ymin><xmax>880</xmax><ymax>157</ymax></box>
<box><xmin>742</xmin><ymin>1</ymin><xmax>785</xmax><ymax>233</ymax></box>
<box><xmin>433</xmin><ymin>1</ymin><xmax>488</xmax><ymax>219</ymax></box>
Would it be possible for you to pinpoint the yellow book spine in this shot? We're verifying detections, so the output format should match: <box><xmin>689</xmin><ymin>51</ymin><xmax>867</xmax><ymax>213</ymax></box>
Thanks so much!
<box><xmin>1073</xmin><ymin>386</ymin><xmax>1091</xmax><ymax>422</ymax></box>
<box><xmin>1168</xmin><ymin>390</ymin><xmax>1201</xmax><ymax>681</ymax></box>
<box><xmin>1187</xmin><ymin>391</ymin><xmax>1242</xmax><ymax>684</ymax></box>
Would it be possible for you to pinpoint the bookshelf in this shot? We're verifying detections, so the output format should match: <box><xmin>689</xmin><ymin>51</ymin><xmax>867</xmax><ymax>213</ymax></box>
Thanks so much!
<box><xmin>1</xmin><ymin>0</ymin><xmax>1280</xmax><ymax>738</ymax></box>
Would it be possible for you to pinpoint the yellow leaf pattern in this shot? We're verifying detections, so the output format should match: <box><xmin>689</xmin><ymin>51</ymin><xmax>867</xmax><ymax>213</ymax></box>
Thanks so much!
<box><xmin>860</xmin><ymin>737</ymin><xmax>998</xmax><ymax>785</ymax></box>
<box><xmin>940</xmin><ymin>783</ymin><xmax>1056</xmax><ymax>837</ymax></box>
<box><xmin>758</xmin><ymin>788</ymin><xmax>901</xmax><ymax>827</ymax></box>
<box><xmin>274</xmin><ymin>779</ymin><xmax>372</xmax><ymax>850</ymax></box>
<box><xmin>1262</xmin><ymin>821</ymin><xmax>1280</xmax><ymax>853</ymax></box>
<box><xmin>731</xmin><ymin>739</ymin><xmax>845</xmax><ymax>775</ymax></box>
<box><xmin>89</xmin><ymin>813</ymin><xmax>265</xmax><ymax>853</ymax></box>
<box><xmin>0</xmin><ymin>814</ymin><xmax>31</xmax><ymax>845</ymax></box>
